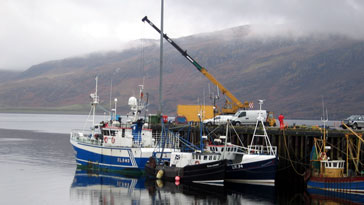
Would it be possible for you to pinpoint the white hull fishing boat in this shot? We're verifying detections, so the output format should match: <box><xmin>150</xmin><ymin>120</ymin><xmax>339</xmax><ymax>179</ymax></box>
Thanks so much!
<box><xmin>70</xmin><ymin>78</ymin><xmax>179</xmax><ymax>175</ymax></box>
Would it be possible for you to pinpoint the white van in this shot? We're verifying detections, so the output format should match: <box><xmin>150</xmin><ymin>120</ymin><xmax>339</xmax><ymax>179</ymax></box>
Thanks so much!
<box><xmin>232</xmin><ymin>110</ymin><xmax>267</xmax><ymax>125</ymax></box>
<box><xmin>203</xmin><ymin>115</ymin><xmax>234</xmax><ymax>126</ymax></box>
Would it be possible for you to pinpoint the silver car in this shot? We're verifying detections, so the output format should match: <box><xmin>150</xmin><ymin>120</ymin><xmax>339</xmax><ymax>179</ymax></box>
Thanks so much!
<box><xmin>203</xmin><ymin>115</ymin><xmax>233</xmax><ymax>126</ymax></box>
<box><xmin>341</xmin><ymin>115</ymin><xmax>364</xmax><ymax>129</ymax></box>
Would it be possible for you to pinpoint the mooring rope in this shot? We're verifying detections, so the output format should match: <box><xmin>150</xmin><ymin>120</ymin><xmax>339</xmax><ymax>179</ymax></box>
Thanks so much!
<box><xmin>282</xmin><ymin>129</ymin><xmax>306</xmax><ymax>176</ymax></box>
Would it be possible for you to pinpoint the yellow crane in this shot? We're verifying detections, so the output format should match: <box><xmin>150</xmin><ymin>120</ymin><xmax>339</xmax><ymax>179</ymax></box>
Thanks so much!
<box><xmin>142</xmin><ymin>16</ymin><xmax>251</xmax><ymax>114</ymax></box>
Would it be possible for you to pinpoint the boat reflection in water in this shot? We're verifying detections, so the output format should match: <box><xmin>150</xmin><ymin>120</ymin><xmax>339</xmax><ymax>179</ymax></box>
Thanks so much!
<box><xmin>70</xmin><ymin>169</ymin><xmax>277</xmax><ymax>204</ymax></box>
<box><xmin>307</xmin><ymin>188</ymin><xmax>364</xmax><ymax>205</ymax></box>
<box><xmin>70</xmin><ymin>169</ymin><xmax>147</xmax><ymax>204</ymax></box>
<box><xmin>148</xmin><ymin>181</ymin><xmax>277</xmax><ymax>204</ymax></box>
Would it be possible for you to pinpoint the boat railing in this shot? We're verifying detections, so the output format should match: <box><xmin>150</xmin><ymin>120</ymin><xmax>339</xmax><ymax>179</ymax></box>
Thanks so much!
<box><xmin>235</xmin><ymin>146</ymin><xmax>250</xmax><ymax>154</ymax></box>
<box><xmin>209</xmin><ymin>144</ymin><xmax>249</xmax><ymax>155</ymax></box>
<box><xmin>321</xmin><ymin>160</ymin><xmax>345</xmax><ymax>169</ymax></box>
<box><xmin>152</xmin><ymin>133</ymin><xmax>180</xmax><ymax>149</ymax></box>
<box><xmin>132</xmin><ymin>139</ymin><xmax>144</xmax><ymax>147</ymax></box>
<box><xmin>70</xmin><ymin>129</ymin><xmax>103</xmax><ymax>146</ymax></box>
<box><xmin>228</xmin><ymin>145</ymin><xmax>249</xmax><ymax>154</ymax></box>
<box><xmin>247</xmin><ymin>145</ymin><xmax>277</xmax><ymax>156</ymax></box>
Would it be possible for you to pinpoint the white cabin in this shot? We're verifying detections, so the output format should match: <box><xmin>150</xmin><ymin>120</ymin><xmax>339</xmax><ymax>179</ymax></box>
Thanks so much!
<box><xmin>170</xmin><ymin>152</ymin><xmax>222</xmax><ymax>168</ymax></box>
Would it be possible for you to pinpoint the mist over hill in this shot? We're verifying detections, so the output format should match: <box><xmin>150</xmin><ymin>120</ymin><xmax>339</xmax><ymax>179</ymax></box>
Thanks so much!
<box><xmin>0</xmin><ymin>25</ymin><xmax>363</xmax><ymax>119</ymax></box>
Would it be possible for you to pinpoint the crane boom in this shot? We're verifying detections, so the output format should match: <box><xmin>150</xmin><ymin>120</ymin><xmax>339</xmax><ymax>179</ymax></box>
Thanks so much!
<box><xmin>142</xmin><ymin>16</ymin><xmax>250</xmax><ymax>113</ymax></box>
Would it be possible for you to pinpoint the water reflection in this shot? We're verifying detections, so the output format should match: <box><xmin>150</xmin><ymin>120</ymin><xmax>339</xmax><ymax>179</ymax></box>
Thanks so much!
<box><xmin>307</xmin><ymin>188</ymin><xmax>364</xmax><ymax>205</ymax></box>
<box><xmin>147</xmin><ymin>180</ymin><xmax>227</xmax><ymax>204</ymax></box>
<box><xmin>71</xmin><ymin>169</ymin><xmax>146</xmax><ymax>204</ymax></box>
<box><xmin>70</xmin><ymin>169</ymin><xmax>277</xmax><ymax>204</ymax></box>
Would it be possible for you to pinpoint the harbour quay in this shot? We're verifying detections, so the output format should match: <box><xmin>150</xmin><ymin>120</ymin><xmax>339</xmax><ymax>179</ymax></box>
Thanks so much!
<box><xmin>150</xmin><ymin>124</ymin><xmax>364</xmax><ymax>186</ymax></box>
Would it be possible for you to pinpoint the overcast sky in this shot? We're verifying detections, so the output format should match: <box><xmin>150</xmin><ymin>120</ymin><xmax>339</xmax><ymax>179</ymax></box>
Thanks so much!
<box><xmin>1</xmin><ymin>0</ymin><xmax>363</xmax><ymax>70</ymax></box>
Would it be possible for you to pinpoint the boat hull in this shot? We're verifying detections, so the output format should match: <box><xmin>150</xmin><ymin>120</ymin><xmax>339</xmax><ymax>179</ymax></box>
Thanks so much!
<box><xmin>225</xmin><ymin>156</ymin><xmax>278</xmax><ymax>186</ymax></box>
<box><xmin>307</xmin><ymin>176</ymin><xmax>364</xmax><ymax>194</ymax></box>
<box><xmin>308</xmin><ymin>187</ymin><xmax>364</xmax><ymax>204</ymax></box>
<box><xmin>71</xmin><ymin>139</ymin><xmax>173</xmax><ymax>174</ymax></box>
<box><xmin>146</xmin><ymin>159</ymin><xmax>227</xmax><ymax>185</ymax></box>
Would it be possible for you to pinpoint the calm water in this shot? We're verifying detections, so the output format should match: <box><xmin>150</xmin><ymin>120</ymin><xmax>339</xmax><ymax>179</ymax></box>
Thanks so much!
<box><xmin>0</xmin><ymin>113</ymin><xmax>352</xmax><ymax>204</ymax></box>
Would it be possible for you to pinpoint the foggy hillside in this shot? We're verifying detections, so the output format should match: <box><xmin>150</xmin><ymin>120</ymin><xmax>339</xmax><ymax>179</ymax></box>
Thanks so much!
<box><xmin>0</xmin><ymin>25</ymin><xmax>363</xmax><ymax>119</ymax></box>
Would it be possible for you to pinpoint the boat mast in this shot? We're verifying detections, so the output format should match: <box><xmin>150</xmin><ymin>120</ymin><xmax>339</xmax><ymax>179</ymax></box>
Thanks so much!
<box><xmin>222</xmin><ymin>120</ymin><xmax>229</xmax><ymax>159</ymax></box>
<box><xmin>158</xmin><ymin>0</ymin><xmax>164</xmax><ymax>116</ymax></box>
<box><xmin>321</xmin><ymin>97</ymin><xmax>328</xmax><ymax>152</ymax></box>
<box><xmin>251</xmin><ymin>100</ymin><xmax>274</xmax><ymax>154</ymax></box>
<box><xmin>90</xmin><ymin>76</ymin><xmax>99</xmax><ymax>135</ymax></box>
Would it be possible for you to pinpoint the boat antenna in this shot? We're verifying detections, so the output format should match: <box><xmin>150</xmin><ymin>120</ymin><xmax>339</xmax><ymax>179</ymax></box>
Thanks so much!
<box><xmin>199</xmin><ymin>113</ymin><xmax>203</xmax><ymax>151</ymax></box>
<box><xmin>216</xmin><ymin>85</ymin><xmax>220</xmax><ymax>99</ymax></box>
<box><xmin>210</xmin><ymin>84</ymin><xmax>219</xmax><ymax>122</ymax></box>
<box><xmin>109</xmin><ymin>78</ymin><xmax>113</xmax><ymax>119</ymax></box>
<box><xmin>144</xmin><ymin>92</ymin><xmax>149</xmax><ymax>120</ymax></box>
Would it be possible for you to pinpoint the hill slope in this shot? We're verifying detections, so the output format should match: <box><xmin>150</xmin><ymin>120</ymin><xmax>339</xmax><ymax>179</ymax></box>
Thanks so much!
<box><xmin>0</xmin><ymin>26</ymin><xmax>363</xmax><ymax>119</ymax></box>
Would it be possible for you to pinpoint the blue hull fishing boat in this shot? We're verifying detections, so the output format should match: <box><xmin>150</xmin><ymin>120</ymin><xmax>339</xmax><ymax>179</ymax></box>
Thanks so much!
<box><xmin>207</xmin><ymin>100</ymin><xmax>278</xmax><ymax>186</ymax></box>
<box><xmin>70</xmin><ymin>78</ymin><xmax>179</xmax><ymax>174</ymax></box>
<box><xmin>224</xmin><ymin>156</ymin><xmax>278</xmax><ymax>185</ymax></box>
<box><xmin>208</xmin><ymin>143</ymin><xmax>278</xmax><ymax>185</ymax></box>
<box><xmin>306</xmin><ymin>114</ymin><xmax>364</xmax><ymax>195</ymax></box>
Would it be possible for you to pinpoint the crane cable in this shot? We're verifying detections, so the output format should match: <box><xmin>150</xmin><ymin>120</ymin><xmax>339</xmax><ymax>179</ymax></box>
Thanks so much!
<box><xmin>282</xmin><ymin>129</ymin><xmax>306</xmax><ymax>176</ymax></box>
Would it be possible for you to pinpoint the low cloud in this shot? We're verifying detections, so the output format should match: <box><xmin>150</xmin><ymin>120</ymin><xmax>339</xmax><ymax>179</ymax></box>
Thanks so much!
<box><xmin>1</xmin><ymin>0</ymin><xmax>363</xmax><ymax>70</ymax></box>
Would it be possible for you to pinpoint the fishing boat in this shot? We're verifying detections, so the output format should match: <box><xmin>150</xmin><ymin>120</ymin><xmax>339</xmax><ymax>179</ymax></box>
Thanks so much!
<box><xmin>70</xmin><ymin>78</ymin><xmax>179</xmax><ymax>175</ymax></box>
<box><xmin>145</xmin><ymin>121</ymin><xmax>227</xmax><ymax>186</ymax></box>
<box><xmin>146</xmin><ymin>152</ymin><xmax>226</xmax><ymax>185</ymax></box>
<box><xmin>306</xmin><ymin>110</ymin><xmax>364</xmax><ymax>194</ymax></box>
<box><xmin>207</xmin><ymin>100</ymin><xmax>278</xmax><ymax>186</ymax></box>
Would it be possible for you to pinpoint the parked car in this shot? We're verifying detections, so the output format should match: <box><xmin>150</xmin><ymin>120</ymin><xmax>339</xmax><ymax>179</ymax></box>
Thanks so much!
<box><xmin>232</xmin><ymin>110</ymin><xmax>267</xmax><ymax>126</ymax></box>
<box><xmin>203</xmin><ymin>115</ymin><xmax>233</xmax><ymax>126</ymax></box>
<box><xmin>341</xmin><ymin>115</ymin><xmax>364</xmax><ymax>129</ymax></box>
<box><xmin>175</xmin><ymin>115</ymin><xmax>188</xmax><ymax>125</ymax></box>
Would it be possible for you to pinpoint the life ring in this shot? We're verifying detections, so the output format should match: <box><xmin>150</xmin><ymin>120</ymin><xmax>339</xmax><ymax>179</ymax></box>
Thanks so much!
<box><xmin>319</xmin><ymin>152</ymin><xmax>327</xmax><ymax>160</ymax></box>
<box><xmin>111</xmin><ymin>137</ymin><xmax>115</xmax><ymax>144</ymax></box>
<box><xmin>195</xmin><ymin>161</ymin><xmax>200</xmax><ymax>165</ymax></box>
<box><xmin>104</xmin><ymin>137</ymin><xmax>108</xmax><ymax>143</ymax></box>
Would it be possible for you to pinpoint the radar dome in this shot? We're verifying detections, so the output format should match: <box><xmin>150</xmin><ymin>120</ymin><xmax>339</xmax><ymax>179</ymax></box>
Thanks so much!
<box><xmin>128</xmin><ymin>96</ymin><xmax>137</xmax><ymax>107</ymax></box>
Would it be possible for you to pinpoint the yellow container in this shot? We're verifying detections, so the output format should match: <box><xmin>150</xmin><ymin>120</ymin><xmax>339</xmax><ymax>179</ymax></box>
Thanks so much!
<box><xmin>177</xmin><ymin>105</ymin><xmax>214</xmax><ymax>122</ymax></box>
